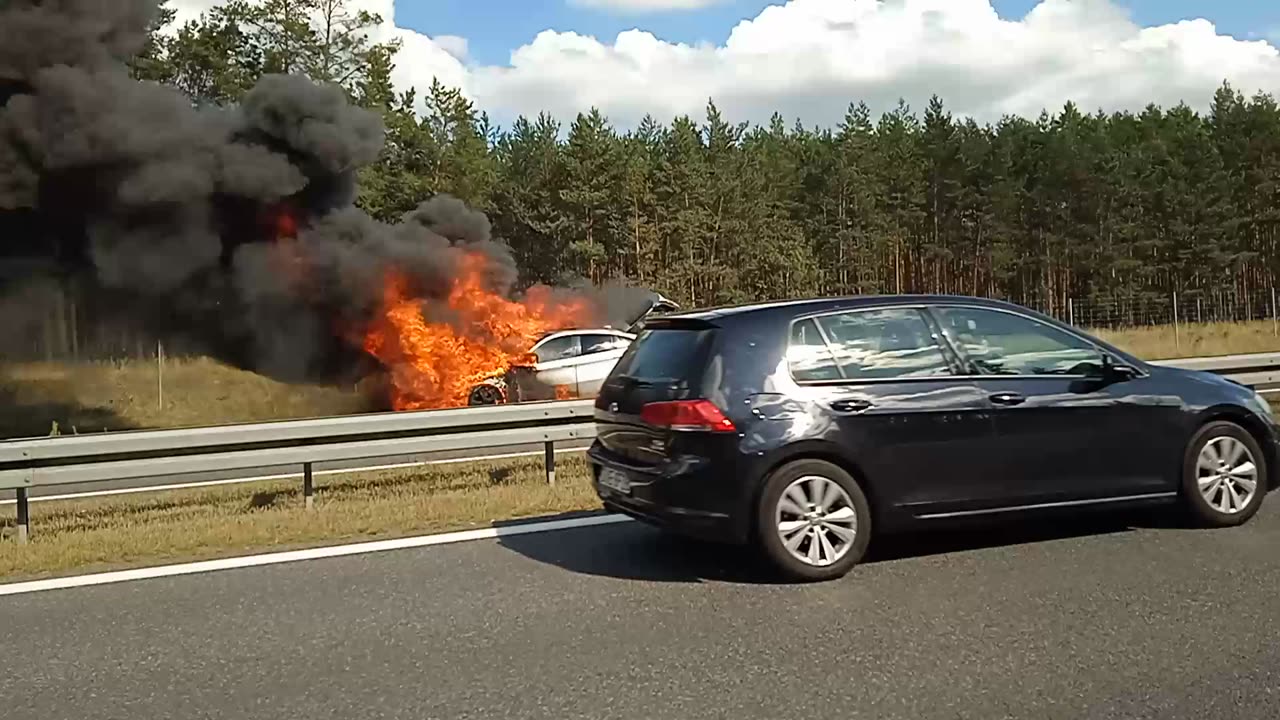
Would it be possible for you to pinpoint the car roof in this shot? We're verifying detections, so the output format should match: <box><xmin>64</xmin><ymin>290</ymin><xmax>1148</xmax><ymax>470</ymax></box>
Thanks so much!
<box><xmin>533</xmin><ymin>327</ymin><xmax>636</xmax><ymax>344</ymax></box>
<box><xmin>649</xmin><ymin>293</ymin><xmax>1144</xmax><ymax>366</ymax></box>
<box><xmin>658</xmin><ymin>294</ymin><xmax>1036</xmax><ymax>324</ymax></box>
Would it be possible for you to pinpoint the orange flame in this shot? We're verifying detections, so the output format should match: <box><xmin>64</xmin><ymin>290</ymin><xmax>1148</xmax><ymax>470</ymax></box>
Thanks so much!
<box><xmin>363</xmin><ymin>253</ymin><xmax>595</xmax><ymax>410</ymax></box>
<box><xmin>274</xmin><ymin>205</ymin><xmax>299</xmax><ymax>239</ymax></box>
<box><xmin>261</xmin><ymin>202</ymin><xmax>312</xmax><ymax>292</ymax></box>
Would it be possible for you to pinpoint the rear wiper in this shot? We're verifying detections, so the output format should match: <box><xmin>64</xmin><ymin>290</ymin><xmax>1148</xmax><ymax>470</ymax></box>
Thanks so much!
<box><xmin>613</xmin><ymin>374</ymin><xmax>677</xmax><ymax>390</ymax></box>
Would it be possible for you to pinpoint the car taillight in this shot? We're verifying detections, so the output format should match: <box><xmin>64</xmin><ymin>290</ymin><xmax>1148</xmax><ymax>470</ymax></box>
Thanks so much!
<box><xmin>640</xmin><ymin>400</ymin><xmax>736</xmax><ymax>432</ymax></box>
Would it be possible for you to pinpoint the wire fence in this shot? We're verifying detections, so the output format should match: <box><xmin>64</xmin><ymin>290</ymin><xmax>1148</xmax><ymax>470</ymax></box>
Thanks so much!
<box><xmin>1042</xmin><ymin>289</ymin><xmax>1280</xmax><ymax>331</ymax></box>
<box><xmin>1014</xmin><ymin>288</ymin><xmax>1280</xmax><ymax>357</ymax></box>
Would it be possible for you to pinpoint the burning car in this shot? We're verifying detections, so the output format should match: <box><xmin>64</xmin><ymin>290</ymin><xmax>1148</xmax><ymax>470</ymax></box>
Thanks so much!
<box><xmin>466</xmin><ymin>294</ymin><xmax>679</xmax><ymax>405</ymax></box>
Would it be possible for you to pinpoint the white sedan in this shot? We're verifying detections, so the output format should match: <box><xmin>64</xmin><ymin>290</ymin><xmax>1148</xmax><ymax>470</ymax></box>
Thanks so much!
<box><xmin>467</xmin><ymin>296</ymin><xmax>678</xmax><ymax>405</ymax></box>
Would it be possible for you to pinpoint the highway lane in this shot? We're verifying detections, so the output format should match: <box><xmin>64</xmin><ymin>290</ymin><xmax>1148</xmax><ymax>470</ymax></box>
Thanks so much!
<box><xmin>0</xmin><ymin>439</ymin><xmax>593</xmax><ymax>503</ymax></box>
<box><xmin>4</xmin><ymin>501</ymin><xmax>1280</xmax><ymax>719</ymax></box>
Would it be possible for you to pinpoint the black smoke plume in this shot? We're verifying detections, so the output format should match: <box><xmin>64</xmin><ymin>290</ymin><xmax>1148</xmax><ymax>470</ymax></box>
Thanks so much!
<box><xmin>0</xmin><ymin>0</ymin><xmax>664</xmax><ymax>392</ymax></box>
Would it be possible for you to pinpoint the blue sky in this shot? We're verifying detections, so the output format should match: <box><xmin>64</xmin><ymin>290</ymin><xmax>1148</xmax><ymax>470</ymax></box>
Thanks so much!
<box><xmin>402</xmin><ymin>0</ymin><xmax>1280</xmax><ymax>66</ymax></box>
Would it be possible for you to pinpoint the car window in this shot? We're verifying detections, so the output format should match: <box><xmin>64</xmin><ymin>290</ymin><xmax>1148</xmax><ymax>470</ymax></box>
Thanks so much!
<box><xmin>533</xmin><ymin>335</ymin><xmax>582</xmax><ymax>363</ymax></box>
<box><xmin>802</xmin><ymin>308</ymin><xmax>953</xmax><ymax>380</ymax></box>
<box><xmin>611</xmin><ymin>327</ymin><xmax>714</xmax><ymax>382</ymax></box>
<box><xmin>933</xmin><ymin>306</ymin><xmax>1104</xmax><ymax>376</ymax></box>
<box><xmin>787</xmin><ymin>319</ymin><xmax>843</xmax><ymax>381</ymax></box>
<box><xmin>582</xmin><ymin>334</ymin><xmax>631</xmax><ymax>355</ymax></box>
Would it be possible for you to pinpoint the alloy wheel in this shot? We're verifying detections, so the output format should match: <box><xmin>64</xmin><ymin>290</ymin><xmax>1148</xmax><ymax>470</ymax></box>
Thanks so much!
<box><xmin>775</xmin><ymin>475</ymin><xmax>858</xmax><ymax>567</ymax></box>
<box><xmin>1196</xmin><ymin>435</ymin><xmax>1259</xmax><ymax>515</ymax></box>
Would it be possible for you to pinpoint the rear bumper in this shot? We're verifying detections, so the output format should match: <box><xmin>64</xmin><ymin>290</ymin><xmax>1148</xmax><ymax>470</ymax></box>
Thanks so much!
<box><xmin>588</xmin><ymin>443</ymin><xmax>750</xmax><ymax>544</ymax></box>
<box><xmin>600</xmin><ymin>499</ymin><xmax>738</xmax><ymax>543</ymax></box>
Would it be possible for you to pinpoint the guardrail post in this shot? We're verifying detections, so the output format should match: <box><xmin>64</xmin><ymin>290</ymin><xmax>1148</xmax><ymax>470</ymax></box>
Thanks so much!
<box><xmin>16</xmin><ymin>488</ymin><xmax>29</xmax><ymax>544</ymax></box>
<box><xmin>544</xmin><ymin>441</ymin><xmax>556</xmax><ymax>486</ymax></box>
<box><xmin>303</xmin><ymin>462</ymin><xmax>315</xmax><ymax>510</ymax></box>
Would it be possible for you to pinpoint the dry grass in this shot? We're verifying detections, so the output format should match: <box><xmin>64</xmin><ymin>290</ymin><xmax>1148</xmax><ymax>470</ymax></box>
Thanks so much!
<box><xmin>0</xmin><ymin>356</ymin><xmax>369</xmax><ymax>438</ymax></box>
<box><xmin>0</xmin><ymin>454</ymin><xmax>597</xmax><ymax>581</ymax></box>
<box><xmin>1093</xmin><ymin>319</ymin><xmax>1280</xmax><ymax>360</ymax></box>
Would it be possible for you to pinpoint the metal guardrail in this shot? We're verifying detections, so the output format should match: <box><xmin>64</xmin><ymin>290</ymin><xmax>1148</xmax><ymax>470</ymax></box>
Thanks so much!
<box><xmin>0</xmin><ymin>400</ymin><xmax>595</xmax><ymax>543</ymax></box>
<box><xmin>1154</xmin><ymin>352</ymin><xmax>1280</xmax><ymax>390</ymax></box>
<box><xmin>0</xmin><ymin>400</ymin><xmax>596</xmax><ymax>489</ymax></box>
<box><xmin>1</xmin><ymin>352</ymin><xmax>1278</xmax><ymax>544</ymax></box>
<box><xmin>1154</xmin><ymin>351</ymin><xmax>1280</xmax><ymax>373</ymax></box>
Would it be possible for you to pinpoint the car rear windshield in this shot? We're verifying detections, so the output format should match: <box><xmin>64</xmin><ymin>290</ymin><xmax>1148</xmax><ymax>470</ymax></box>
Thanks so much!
<box><xmin>611</xmin><ymin>325</ymin><xmax>716</xmax><ymax>384</ymax></box>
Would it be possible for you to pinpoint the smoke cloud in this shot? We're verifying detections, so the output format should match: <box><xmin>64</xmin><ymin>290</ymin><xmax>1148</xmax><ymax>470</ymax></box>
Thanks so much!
<box><xmin>0</xmin><ymin>0</ymin><xmax>666</xmax><ymax>396</ymax></box>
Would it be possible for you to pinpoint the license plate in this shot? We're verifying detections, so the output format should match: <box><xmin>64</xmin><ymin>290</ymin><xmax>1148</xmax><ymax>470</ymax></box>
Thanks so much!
<box><xmin>598</xmin><ymin>467</ymin><xmax>632</xmax><ymax>494</ymax></box>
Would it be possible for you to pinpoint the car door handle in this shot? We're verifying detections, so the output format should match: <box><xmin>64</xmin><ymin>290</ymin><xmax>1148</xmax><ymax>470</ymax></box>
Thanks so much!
<box><xmin>829</xmin><ymin>398</ymin><xmax>873</xmax><ymax>413</ymax></box>
<box><xmin>989</xmin><ymin>392</ymin><xmax>1026</xmax><ymax>406</ymax></box>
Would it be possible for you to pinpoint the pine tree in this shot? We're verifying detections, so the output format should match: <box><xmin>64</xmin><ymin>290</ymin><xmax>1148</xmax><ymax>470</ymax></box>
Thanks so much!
<box><xmin>423</xmin><ymin>81</ymin><xmax>497</xmax><ymax>211</ymax></box>
<box><xmin>619</xmin><ymin>117</ymin><xmax>664</xmax><ymax>283</ymax></box>
<box><xmin>493</xmin><ymin>114</ymin><xmax>570</xmax><ymax>285</ymax></box>
<box><xmin>561</xmin><ymin>109</ymin><xmax>625</xmax><ymax>283</ymax></box>
<box><xmin>654</xmin><ymin>115</ymin><xmax>713</xmax><ymax>304</ymax></box>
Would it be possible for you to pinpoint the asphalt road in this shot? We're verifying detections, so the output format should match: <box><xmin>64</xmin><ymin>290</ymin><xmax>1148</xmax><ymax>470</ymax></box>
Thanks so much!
<box><xmin>4</xmin><ymin>502</ymin><xmax>1280</xmax><ymax>719</ymax></box>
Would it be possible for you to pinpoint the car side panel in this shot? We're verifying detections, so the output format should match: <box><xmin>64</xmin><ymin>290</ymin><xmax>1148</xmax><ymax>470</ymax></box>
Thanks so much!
<box><xmin>704</xmin><ymin>310</ymin><xmax>1003</xmax><ymax>528</ymax></box>
<box><xmin>739</xmin><ymin>381</ymin><xmax>998</xmax><ymax>528</ymax></box>
<box><xmin>573</xmin><ymin>349</ymin><xmax>628</xmax><ymax>397</ymax></box>
<box><xmin>1153</xmin><ymin>366</ymin><xmax>1280</xmax><ymax>483</ymax></box>
<box><xmin>962</xmin><ymin>375</ymin><xmax>1184</xmax><ymax>503</ymax></box>
<box><xmin>532</xmin><ymin>357</ymin><xmax>579</xmax><ymax>395</ymax></box>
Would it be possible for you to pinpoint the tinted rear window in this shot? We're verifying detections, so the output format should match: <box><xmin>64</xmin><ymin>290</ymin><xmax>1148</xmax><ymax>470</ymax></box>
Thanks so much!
<box><xmin>611</xmin><ymin>327</ymin><xmax>715</xmax><ymax>382</ymax></box>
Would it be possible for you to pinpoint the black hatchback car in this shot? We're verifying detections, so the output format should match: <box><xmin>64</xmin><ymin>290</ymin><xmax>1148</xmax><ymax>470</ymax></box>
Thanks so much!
<box><xmin>588</xmin><ymin>295</ymin><xmax>1279</xmax><ymax>581</ymax></box>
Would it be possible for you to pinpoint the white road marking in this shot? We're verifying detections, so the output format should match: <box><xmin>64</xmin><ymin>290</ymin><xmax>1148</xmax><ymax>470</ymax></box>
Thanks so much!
<box><xmin>0</xmin><ymin>513</ymin><xmax>635</xmax><ymax>597</ymax></box>
<box><xmin>0</xmin><ymin>447</ymin><xmax>590</xmax><ymax>506</ymax></box>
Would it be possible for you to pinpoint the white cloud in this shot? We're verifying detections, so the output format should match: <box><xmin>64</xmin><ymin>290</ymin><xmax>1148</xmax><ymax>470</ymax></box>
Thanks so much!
<box><xmin>167</xmin><ymin>0</ymin><xmax>222</xmax><ymax>26</ymax></box>
<box><xmin>166</xmin><ymin>0</ymin><xmax>1280</xmax><ymax>130</ymax></box>
<box><xmin>467</xmin><ymin>0</ymin><xmax>1280</xmax><ymax>128</ymax></box>
<box><xmin>433</xmin><ymin>35</ymin><xmax>470</xmax><ymax>63</ymax></box>
<box><xmin>354</xmin><ymin>1</ymin><xmax>470</xmax><ymax>102</ymax></box>
<box><xmin>567</xmin><ymin>0</ymin><xmax>728</xmax><ymax>12</ymax></box>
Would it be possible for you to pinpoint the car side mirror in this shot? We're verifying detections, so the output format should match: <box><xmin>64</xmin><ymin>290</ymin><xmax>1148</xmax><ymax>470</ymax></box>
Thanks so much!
<box><xmin>1105</xmin><ymin>359</ymin><xmax>1140</xmax><ymax>381</ymax></box>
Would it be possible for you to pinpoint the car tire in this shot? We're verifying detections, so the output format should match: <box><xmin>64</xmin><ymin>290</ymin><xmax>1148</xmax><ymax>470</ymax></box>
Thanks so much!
<box><xmin>467</xmin><ymin>382</ymin><xmax>506</xmax><ymax>406</ymax></box>
<box><xmin>754</xmin><ymin>459</ymin><xmax>872</xmax><ymax>582</ymax></box>
<box><xmin>1181</xmin><ymin>420</ymin><xmax>1267</xmax><ymax>528</ymax></box>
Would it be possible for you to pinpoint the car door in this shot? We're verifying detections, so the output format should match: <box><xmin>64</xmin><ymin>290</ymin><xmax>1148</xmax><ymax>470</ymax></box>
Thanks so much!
<box><xmin>928</xmin><ymin>304</ymin><xmax>1180</xmax><ymax>504</ymax></box>
<box><xmin>575</xmin><ymin>333</ymin><xmax>633</xmax><ymax>397</ymax></box>
<box><xmin>531</xmin><ymin>334</ymin><xmax>583</xmax><ymax>398</ymax></box>
<box><xmin>785</xmin><ymin>307</ymin><xmax>999</xmax><ymax>515</ymax></box>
